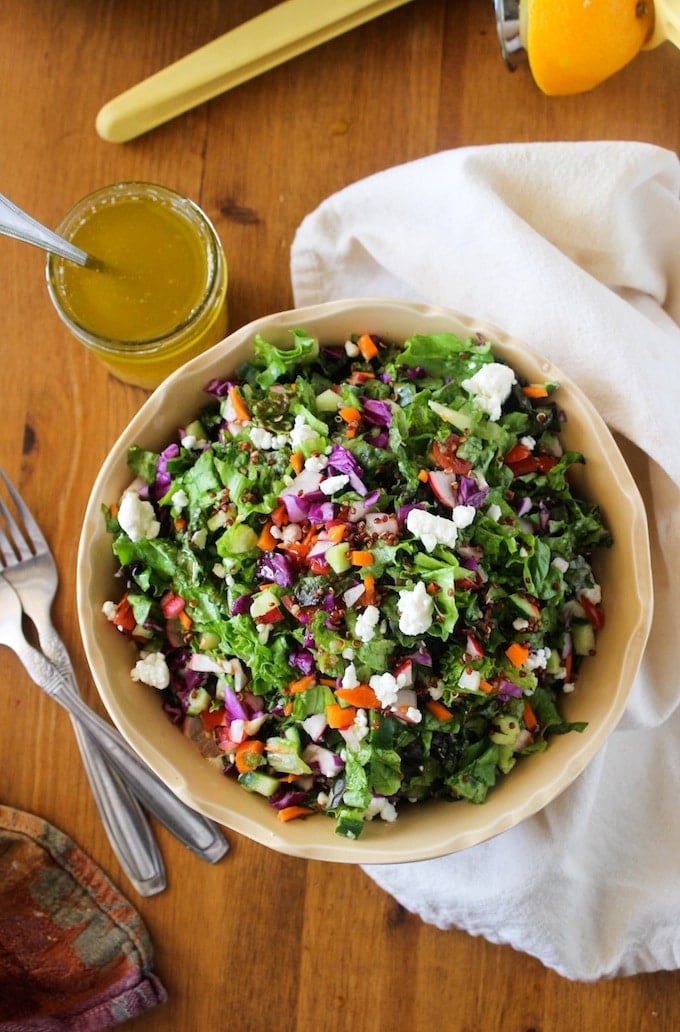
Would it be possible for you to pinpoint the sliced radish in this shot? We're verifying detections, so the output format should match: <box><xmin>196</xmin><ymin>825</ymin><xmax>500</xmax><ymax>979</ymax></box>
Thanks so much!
<box><xmin>428</xmin><ymin>470</ymin><xmax>458</xmax><ymax>509</ymax></box>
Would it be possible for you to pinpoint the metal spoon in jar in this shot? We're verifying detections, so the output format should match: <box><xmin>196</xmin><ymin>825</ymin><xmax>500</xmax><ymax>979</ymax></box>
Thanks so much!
<box><xmin>0</xmin><ymin>192</ymin><xmax>102</xmax><ymax>268</ymax></box>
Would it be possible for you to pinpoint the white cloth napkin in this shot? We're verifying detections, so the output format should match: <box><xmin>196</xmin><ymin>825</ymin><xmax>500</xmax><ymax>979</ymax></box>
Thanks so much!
<box><xmin>290</xmin><ymin>141</ymin><xmax>680</xmax><ymax>981</ymax></box>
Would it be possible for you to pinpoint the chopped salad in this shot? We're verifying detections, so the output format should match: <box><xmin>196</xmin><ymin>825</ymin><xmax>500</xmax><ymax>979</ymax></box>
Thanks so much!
<box><xmin>103</xmin><ymin>329</ymin><xmax>611</xmax><ymax>839</ymax></box>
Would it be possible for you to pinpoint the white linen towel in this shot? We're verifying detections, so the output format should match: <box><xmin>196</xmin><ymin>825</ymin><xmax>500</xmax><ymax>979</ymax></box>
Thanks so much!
<box><xmin>290</xmin><ymin>141</ymin><xmax>680</xmax><ymax>981</ymax></box>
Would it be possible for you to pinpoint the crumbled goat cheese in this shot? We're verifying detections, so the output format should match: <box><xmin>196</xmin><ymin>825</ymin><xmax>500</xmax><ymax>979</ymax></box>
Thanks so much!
<box><xmin>397</xmin><ymin>580</ymin><xmax>434</xmax><ymax>636</ymax></box>
<box><xmin>171</xmin><ymin>488</ymin><xmax>189</xmax><ymax>509</ymax></box>
<box><xmin>249</xmin><ymin>426</ymin><xmax>274</xmax><ymax>450</ymax></box>
<box><xmin>406</xmin><ymin>505</ymin><xmax>475</xmax><ymax>552</ymax></box>
<box><xmin>181</xmin><ymin>433</ymin><xmax>209</xmax><ymax>450</ymax></box>
<box><xmin>355</xmin><ymin>604</ymin><xmax>380</xmax><ymax>643</ymax></box>
<box><xmin>117</xmin><ymin>491</ymin><xmax>160</xmax><ymax>542</ymax></box>
<box><xmin>341</xmin><ymin>662</ymin><xmax>361</xmax><ymax>689</ymax></box>
<box><xmin>525</xmin><ymin>647</ymin><xmax>551</xmax><ymax>671</ymax></box>
<box><xmin>461</xmin><ymin>362</ymin><xmax>517</xmax><ymax>421</ymax></box>
<box><xmin>365</xmin><ymin>796</ymin><xmax>398</xmax><ymax>823</ymax></box>
<box><xmin>551</xmin><ymin>556</ymin><xmax>570</xmax><ymax>573</ymax></box>
<box><xmin>131</xmin><ymin>652</ymin><xmax>170</xmax><ymax>690</ymax></box>
<box><xmin>369</xmin><ymin>672</ymin><xmax>400</xmax><ymax>707</ymax></box>
<box><xmin>290</xmin><ymin>414</ymin><xmax>319</xmax><ymax>450</ymax></box>
<box><xmin>320</xmin><ymin>474</ymin><xmax>349</xmax><ymax>495</ymax></box>
<box><xmin>305</xmin><ymin>454</ymin><xmax>328</xmax><ymax>473</ymax></box>
<box><xmin>458</xmin><ymin>667</ymin><xmax>481</xmax><ymax>691</ymax></box>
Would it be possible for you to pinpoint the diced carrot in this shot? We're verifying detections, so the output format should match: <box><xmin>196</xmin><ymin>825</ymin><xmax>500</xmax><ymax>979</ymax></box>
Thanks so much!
<box><xmin>290</xmin><ymin>451</ymin><xmax>304</xmax><ymax>474</ymax></box>
<box><xmin>326</xmin><ymin>702</ymin><xmax>357</xmax><ymax>729</ymax></box>
<box><xmin>335</xmin><ymin>684</ymin><xmax>381</xmax><ymax>709</ymax></box>
<box><xmin>257</xmin><ymin>521</ymin><xmax>277</xmax><ymax>550</ymax></box>
<box><xmin>277</xmin><ymin>805</ymin><xmax>315</xmax><ymax>822</ymax></box>
<box><xmin>286</xmin><ymin>674</ymin><xmax>317</xmax><ymax>695</ymax></box>
<box><xmin>326</xmin><ymin>523</ymin><xmax>346</xmax><ymax>542</ymax></box>
<box><xmin>350</xmin><ymin>550</ymin><xmax>374</xmax><ymax>566</ymax></box>
<box><xmin>564</xmin><ymin>652</ymin><xmax>573</xmax><ymax>682</ymax></box>
<box><xmin>357</xmin><ymin>333</ymin><xmax>379</xmax><ymax>361</ymax></box>
<box><xmin>228</xmin><ymin>385</ymin><xmax>250</xmax><ymax>422</ymax></box>
<box><xmin>270</xmin><ymin>503</ymin><xmax>288</xmax><ymax>527</ymax></box>
<box><xmin>234</xmin><ymin>738</ymin><xmax>265</xmax><ymax>774</ymax></box>
<box><xmin>177</xmin><ymin>609</ymin><xmax>193</xmax><ymax>631</ymax></box>
<box><xmin>425</xmin><ymin>700</ymin><xmax>454</xmax><ymax>722</ymax></box>
<box><xmin>522</xmin><ymin>384</ymin><xmax>549</xmax><ymax>399</ymax></box>
<box><xmin>174</xmin><ymin>516</ymin><xmax>187</xmax><ymax>531</ymax></box>
<box><xmin>360</xmin><ymin>574</ymin><xmax>377</xmax><ymax>606</ymax></box>
<box><xmin>479</xmin><ymin>679</ymin><xmax>495</xmax><ymax>694</ymax></box>
<box><xmin>283</xmin><ymin>701</ymin><xmax>293</xmax><ymax>716</ymax></box>
<box><xmin>345</xmin><ymin>426</ymin><xmax>357</xmax><ymax>439</ymax></box>
<box><xmin>319</xmin><ymin>677</ymin><xmax>337</xmax><ymax>687</ymax></box>
<box><xmin>417</xmin><ymin>469</ymin><xmax>430</xmax><ymax>482</ymax></box>
<box><xmin>505</xmin><ymin>641</ymin><xmax>530</xmax><ymax>667</ymax></box>
<box><xmin>523</xmin><ymin>701</ymin><xmax>539</xmax><ymax>731</ymax></box>
<box><xmin>339</xmin><ymin>406</ymin><xmax>361</xmax><ymax>424</ymax></box>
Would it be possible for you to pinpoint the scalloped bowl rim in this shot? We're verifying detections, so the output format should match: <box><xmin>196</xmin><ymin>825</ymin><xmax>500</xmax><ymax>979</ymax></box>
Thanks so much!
<box><xmin>77</xmin><ymin>298</ymin><xmax>653</xmax><ymax>864</ymax></box>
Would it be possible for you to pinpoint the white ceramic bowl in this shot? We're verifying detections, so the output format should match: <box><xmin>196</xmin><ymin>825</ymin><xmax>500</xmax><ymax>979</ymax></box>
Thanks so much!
<box><xmin>77</xmin><ymin>299</ymin><xmax>652</xmax><ymax>863</ymax></box>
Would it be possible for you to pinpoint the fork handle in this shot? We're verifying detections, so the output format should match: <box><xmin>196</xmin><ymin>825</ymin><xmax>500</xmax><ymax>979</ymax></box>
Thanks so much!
<box><xmin>37</xmin><ymin>630</ymin><xmax>167</xmax><ymax>894</ymax></box>
<box><xmin>71</xmin><ymin>718</ymin><xmax>168</xmax><ymax>896</ymax></box>
<box><xmin>40</xmin><ymin>666</ymin><xmax>229</xmax><ymax>863</ymax></box>
<box><xmin>10</xmin><ymin>627</ymin><xmax>228</xmax><ymax>862</ymax></box>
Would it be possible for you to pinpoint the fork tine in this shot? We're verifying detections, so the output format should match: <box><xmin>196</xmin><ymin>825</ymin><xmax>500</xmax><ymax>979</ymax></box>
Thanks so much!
<box><xmin>0</xmin><ymin>468</ymin><xmax>48</xmax><ymax>558</ymax></box>
<box><xmin>0</xmin><ymin>514</ymin><xmax>17</xmax><ymax>567</ymax></box>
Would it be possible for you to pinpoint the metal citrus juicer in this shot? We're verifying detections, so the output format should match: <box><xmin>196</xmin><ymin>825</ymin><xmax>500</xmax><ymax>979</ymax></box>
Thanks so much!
<box><xmin>494</xmin><ymin>0</ymin><xmax>679</xmax><ymax>80</ymax></box>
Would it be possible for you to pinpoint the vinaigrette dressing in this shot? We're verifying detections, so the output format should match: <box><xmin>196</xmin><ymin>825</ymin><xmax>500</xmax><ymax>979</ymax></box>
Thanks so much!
<box><xmin>47</xmin><ymin>183</ymin><xmax>228</xmax><ymax>389</ymax></box>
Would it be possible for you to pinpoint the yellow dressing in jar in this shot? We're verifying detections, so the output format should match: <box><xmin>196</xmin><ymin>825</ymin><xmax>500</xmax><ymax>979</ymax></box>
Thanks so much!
<box><xmin>46</xmin><ymin>182</ymin><xmax>228</xmax><ymax>390</ymax></box>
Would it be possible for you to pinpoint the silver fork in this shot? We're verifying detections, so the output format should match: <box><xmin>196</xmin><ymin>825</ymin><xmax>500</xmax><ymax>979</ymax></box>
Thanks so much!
<box><xmin>0</xmin><ymin>469</ymin><xmax>228</xmax><ymax>875</ymax></box>
<box><xmin>0</xmin><ymin>471</ymin><xmax>167</xmax><ymax>896</ymax></box>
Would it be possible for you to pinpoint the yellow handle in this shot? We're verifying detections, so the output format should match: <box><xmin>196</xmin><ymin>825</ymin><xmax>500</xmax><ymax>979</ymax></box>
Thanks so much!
<box><xmin>96</xmin><ymin>0</ymin><xmax>415</xmax><ymax>143</ymax></box>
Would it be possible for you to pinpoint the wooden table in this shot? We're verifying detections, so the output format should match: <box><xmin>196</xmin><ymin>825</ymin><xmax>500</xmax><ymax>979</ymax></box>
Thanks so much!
<box><xmin>1</xmin><ymin>2</ymin><xmax>678</xmax><ymax>1028</ymax></box>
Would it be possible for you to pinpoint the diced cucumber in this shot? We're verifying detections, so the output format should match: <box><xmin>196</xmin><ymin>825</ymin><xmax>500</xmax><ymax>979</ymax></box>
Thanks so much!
<box><xmin>428</xmin><ymin>400</ymin><xmax>471</xmax><ymax>432</ymax></box>
<box><xmin>509</xmin><ymin>593</ymin><xmax>540</xmax><ymax>619</ymax></box>
<box><xmin>217</xmin><ymin>522</ymin><xmax>259</xmax><ymax>555</ymax></box>
<box><xmin>238</xmin><ymin>770</ymin><xmax>280</xmax><ymax>797</ymax></box>
<box><xmin>315</xmin><ymin>388</ymin><xmax>342</xmax><ymax>412</ymax></box>
<box><xmin>185</xmin><ymin>687</ymin><xmax>211</xmax><ymax>716</ymax></box>
<box><xmin>326</xmin><ymin>541</ymin><xmax>351</xmax><ymax>573</ymax></box>
<box><xmin>184</xmin><ymin>419</ymin><xmax>206</xmax><ymax>440</ymax></box>
<box><xmin>572</xmin><ymin>621</ymin><xmax>596</xmax><ymax>656</ymax></box>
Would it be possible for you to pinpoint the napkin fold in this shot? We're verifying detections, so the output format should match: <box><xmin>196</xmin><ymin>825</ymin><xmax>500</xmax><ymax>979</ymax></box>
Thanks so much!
<box><xmin>0</xmin><ymin>806</ymin><xmax>167</xmax><ymax>1030</ymax></box>
<box><xmin>291</xmin><ymin>141</ymin><xmax>680</xmax><ymax>981</ymax></box>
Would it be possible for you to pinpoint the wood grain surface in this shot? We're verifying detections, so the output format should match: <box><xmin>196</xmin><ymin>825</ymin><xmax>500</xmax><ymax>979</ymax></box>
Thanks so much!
<box><xmin>0</xmin><ymin>2</ymin><xmax>678</xmax><ymax>1029</ymax></box>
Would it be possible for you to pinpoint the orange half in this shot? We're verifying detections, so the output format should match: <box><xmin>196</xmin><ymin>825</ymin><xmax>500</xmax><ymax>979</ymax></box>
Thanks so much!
<box><xmin>524</xmin><ymin>0</ymin><xmax>656</xmax><ymax>95</ymax></box>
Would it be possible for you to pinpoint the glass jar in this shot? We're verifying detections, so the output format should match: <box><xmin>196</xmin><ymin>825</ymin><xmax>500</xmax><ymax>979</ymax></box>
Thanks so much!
<box><xmin>46</xmin><ymin>182</ymin><xmax>228</xmax><ymax>390</ymax></box>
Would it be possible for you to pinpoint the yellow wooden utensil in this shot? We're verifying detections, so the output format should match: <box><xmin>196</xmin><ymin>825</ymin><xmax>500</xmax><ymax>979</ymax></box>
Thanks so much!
<box><xmin>96</xmin><ymin>0</ymin><xmax>415</xmax><ymax>143</ymax></box>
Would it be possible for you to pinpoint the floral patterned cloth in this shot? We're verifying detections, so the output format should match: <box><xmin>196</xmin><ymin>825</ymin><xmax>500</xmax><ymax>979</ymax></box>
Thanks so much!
<box><xmin>0</xmin><ymin>805</ymin><xmax>167</xmax><ymax>1030</ymax></box>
